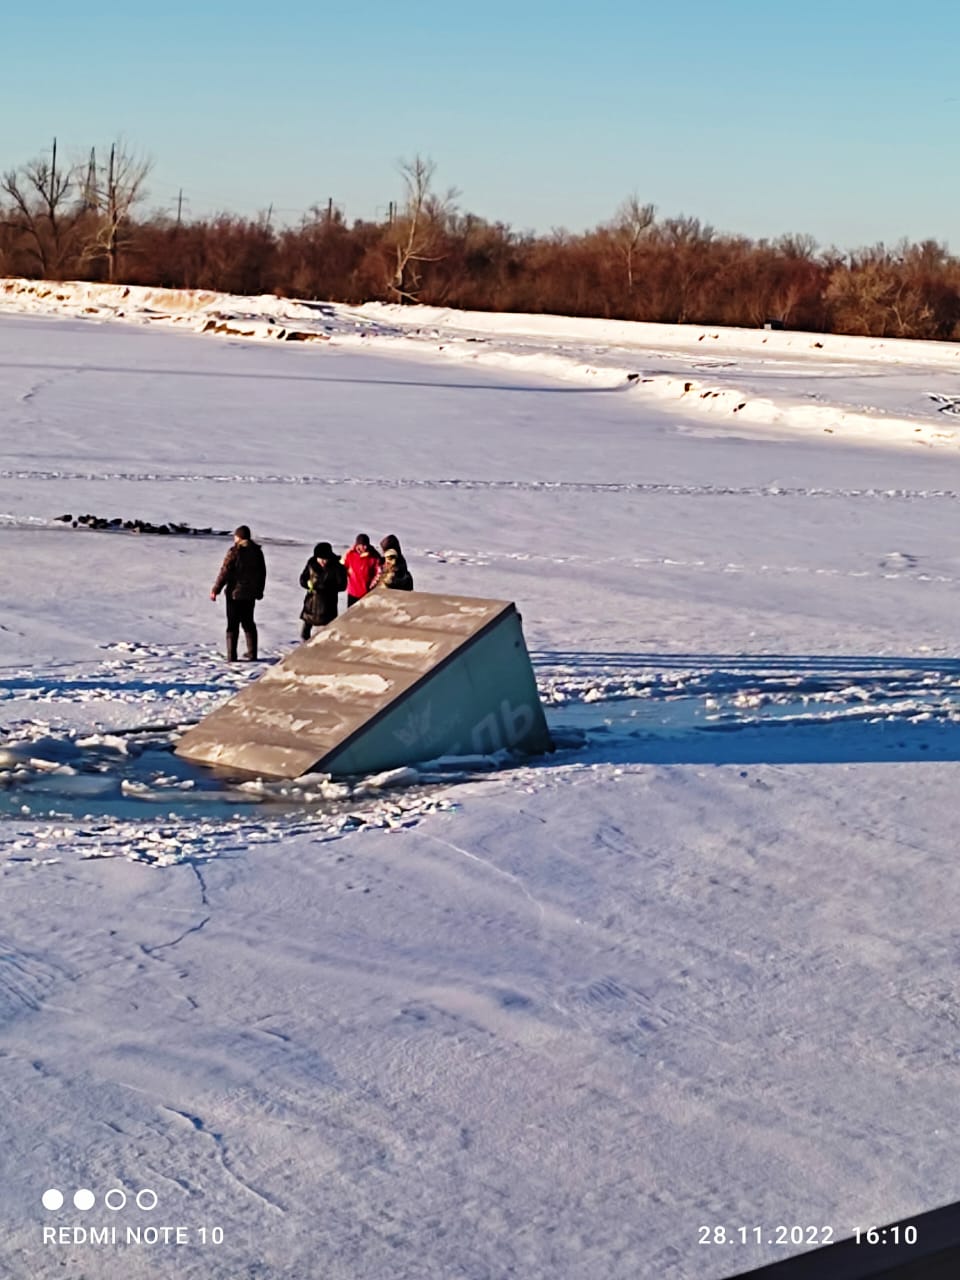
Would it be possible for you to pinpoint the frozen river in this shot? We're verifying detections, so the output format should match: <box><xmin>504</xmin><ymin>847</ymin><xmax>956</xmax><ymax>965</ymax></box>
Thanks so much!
<box><xmin>3</xmin><ymin>305</ymin><xmax>960</xmax><ymax>1278</ymax></box>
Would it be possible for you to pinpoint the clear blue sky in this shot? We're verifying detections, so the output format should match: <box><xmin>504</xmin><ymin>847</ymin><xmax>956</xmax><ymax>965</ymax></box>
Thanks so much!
<box><xmin>3</xmin><ymin>0</ymin><xmax>958</xmax><ymax>249</ymax></box>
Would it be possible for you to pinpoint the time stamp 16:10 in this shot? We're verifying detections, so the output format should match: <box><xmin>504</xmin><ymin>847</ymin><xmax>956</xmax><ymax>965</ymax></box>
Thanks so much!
<box><xmin>698</xmin><ymin>1225</ymin><xmax>918</xmax><ymax>1247</ymax></box>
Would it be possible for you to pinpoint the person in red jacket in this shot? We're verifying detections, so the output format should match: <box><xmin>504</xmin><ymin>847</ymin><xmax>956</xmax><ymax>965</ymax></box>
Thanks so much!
<box><xmin>342</xmin><ymin>533</ymin><xmax>382</xmax><ymax>606</ymax></box>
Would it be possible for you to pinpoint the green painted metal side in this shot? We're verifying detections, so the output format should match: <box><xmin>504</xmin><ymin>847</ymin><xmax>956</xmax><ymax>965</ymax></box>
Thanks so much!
<box><xmin>324</xmin><ymin>609</ymin><xmax>551</xmax><ymax>775</ymax></box>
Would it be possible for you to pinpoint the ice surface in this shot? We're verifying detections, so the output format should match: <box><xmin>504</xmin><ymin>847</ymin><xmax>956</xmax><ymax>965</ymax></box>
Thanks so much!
<box><xmin>2</xmin><ymin>290</ymin><xmax>960</xmax><ymax>1278</ymax></box>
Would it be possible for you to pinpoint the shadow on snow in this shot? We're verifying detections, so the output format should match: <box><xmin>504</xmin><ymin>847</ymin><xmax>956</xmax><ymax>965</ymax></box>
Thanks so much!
<box><xmin>0</xmin><ymin>361</ymin><xmax>631</xmax><ymax>395</ymax></box>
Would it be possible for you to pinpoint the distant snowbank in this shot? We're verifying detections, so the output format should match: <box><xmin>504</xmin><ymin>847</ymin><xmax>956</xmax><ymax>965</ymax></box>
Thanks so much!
<box><xmin>3</xmin><ymin>277</ymin><xmax>960</xmax><ymax>450</ymax></box>
<box><xmin>355</xmin><ymin>300</ymin><xmax>960</xmax><ymax>369</ymax></box>
<box><xmin>0</xmin><ymin>277</ymin><xmax>342</xmax><ymax>341</ymax></box>
<box><xmin>5</xmin><ymin>276</ymin><xmax>960</xmax><ymax>367</ymax></box>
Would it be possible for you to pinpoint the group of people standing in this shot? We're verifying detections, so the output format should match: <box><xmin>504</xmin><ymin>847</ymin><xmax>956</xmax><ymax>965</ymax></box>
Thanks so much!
<box><xmin>210</xmin><ymin>526</ymin><xmax>413</xmax><ymax>660</ymax></box>
<box><xmin>298</xmin><ymin>532</ymin><xmax>413</xmax><ymax>640</ymax></box>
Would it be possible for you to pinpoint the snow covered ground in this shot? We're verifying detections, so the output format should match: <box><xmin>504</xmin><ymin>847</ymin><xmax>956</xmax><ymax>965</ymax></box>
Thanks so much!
<box><xmin>2</xmin><ymin>285</ymin><xmax>960</xmax><ymax>1278</ymax></box>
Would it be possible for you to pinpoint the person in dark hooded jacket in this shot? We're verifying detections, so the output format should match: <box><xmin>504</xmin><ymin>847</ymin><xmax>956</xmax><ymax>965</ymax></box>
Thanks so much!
<box><xmin>375</xmin><ymin>534</ymin><xmax>414</xmax><ymax>591</ymax></box>
<box><xmin>299</xmin><ymin>541</ymin><xmax>347</xmax><ymax>640</ymax></box>
<box><xmin>210</xmin><ymin>525</ymin><xmax>266</xmax><ymax>660</ymax></box>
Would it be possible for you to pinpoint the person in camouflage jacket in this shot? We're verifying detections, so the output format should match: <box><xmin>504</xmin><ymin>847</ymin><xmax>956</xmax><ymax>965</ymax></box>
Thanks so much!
<box><xmin>210</xmin><ymin>525</ymin><xmax>267</xmax><ymax>660</ymax></box>
<box><xmin>375</xmin><ymin>534</ymin><xmax>414</xmax><ymax>591</ymax></box>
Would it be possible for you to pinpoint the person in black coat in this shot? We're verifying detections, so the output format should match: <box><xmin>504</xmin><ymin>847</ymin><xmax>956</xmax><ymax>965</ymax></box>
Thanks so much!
<box><xmin>299</xmin><ymin>541</ymin><xmax>347</xmax><ymax>640</ymax></box>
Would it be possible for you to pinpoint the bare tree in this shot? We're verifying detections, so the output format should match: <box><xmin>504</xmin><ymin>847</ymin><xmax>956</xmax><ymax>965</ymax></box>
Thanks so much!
<box><xmin>660</xmin><ymin>215</ymin><xmax>715</xmax><ymax>322</ymax></box>
<box><xmin>1</xmin><ymin>139</ymin><xmax>80</xmax><ymax>277</ymax></box>
<box><xmin>610</xmin><ymin>193</ymin><xmax>656</xmax><ymax>294</ymax></box>
<box><xmin>777</xmin><ymin>232</ymin><xmax>818</xmax><ymax>261</ymax></box>
<box><xmin>387</xmin><ymin>155</ymin><xmax>458</xmax><ymax>302</ymax></box>
<box><xmin>88</xmin><ymin>141</ymin><xmax>152</xmax><ymax>282</ymax></box>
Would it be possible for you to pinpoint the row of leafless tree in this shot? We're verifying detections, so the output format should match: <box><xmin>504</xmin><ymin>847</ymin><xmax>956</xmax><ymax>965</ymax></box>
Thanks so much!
<box><xmin>2</xmin><ymin>146</ymin><xmax>959</xmax><ymax>340</ymax></box>
<box><xmin>1</xmin><ymin>139</ymin><xmax>150</xmax><ymax>283</ymax></box>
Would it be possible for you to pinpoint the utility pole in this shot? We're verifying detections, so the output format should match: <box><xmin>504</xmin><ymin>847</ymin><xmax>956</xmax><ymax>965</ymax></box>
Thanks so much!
<box><xmin>326</xmin><ymin>196</ymin><xmax>333</xmax><ymax>225</ymax></box>
<box><xmin>83</xmin><ymin>147</ymin><xmax>97</xmax><ymax>211</ymax></box>
<box><xmin>176</xmin><ymin>188</ymin><xmax>183</xmax><ymax>225</ymax></box>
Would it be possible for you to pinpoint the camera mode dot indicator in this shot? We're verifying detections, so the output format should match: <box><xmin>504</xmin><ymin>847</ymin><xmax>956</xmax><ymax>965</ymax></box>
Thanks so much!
<box><xmin>41</xmin><ymin>1189</ymin><xmax>63</xmax><ymax>1211</ymax></box>
<box><xmin>73</xmin><ymin>1189</ymin><xmax>95</xmax><ymax>1211</ymax></box>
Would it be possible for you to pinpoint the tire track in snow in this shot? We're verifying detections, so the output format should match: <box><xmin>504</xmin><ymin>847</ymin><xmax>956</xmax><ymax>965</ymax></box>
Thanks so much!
<box><xmin>4</xmin><ymin>468</ymin><xmax>960</xmax><ymax>501</ymax></box>
<box><xmin>0</xmin><ymin>517</ymin><xmax>948</xmax><ymax>586</ymax></box>
<box><xmin>420</xmin><ymin>546</ymin><xmax>959</xmax><ymax>587</ymax></box>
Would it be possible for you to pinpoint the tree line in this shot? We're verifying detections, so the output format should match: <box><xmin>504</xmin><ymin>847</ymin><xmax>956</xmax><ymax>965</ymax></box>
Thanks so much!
<box><xmin>2</xmin><ymin>144</ymin><xmax>959</xmax><ymax>340</ymax></box>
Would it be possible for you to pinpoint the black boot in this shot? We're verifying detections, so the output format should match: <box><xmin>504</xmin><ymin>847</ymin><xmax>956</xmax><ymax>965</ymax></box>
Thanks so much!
<box><xmin>225</xmin><ymin>631</ymin><xmax>238</xmax><ymax>662</ymax></box>
<box><xmin>300</xmin><ymin>622</ymin><xmax>312</xmax><ymax>642</ymax></box>
<box><xmin>244</xmin><ymin>624</ymin><xmax>258</xmax><ymax>662</ymax></box>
